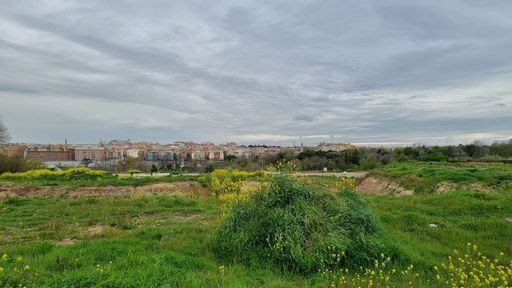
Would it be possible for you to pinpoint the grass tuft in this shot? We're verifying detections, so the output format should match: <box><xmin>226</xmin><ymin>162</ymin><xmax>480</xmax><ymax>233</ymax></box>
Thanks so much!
<box><xmin>211</xmin><ymin>175</ymin><xmax>385</xmax><ymax>274</ymax></box>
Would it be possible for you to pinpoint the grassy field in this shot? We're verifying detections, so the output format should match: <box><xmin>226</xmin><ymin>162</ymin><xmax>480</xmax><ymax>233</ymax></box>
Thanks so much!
<box><xmin>0</xmin><ymin>195</ymin><xmax>310</xmax><ymax>287</ymax></box>
<box><xmin>1</xmin><ymin>164</ymin><xmax>511</xmax><ymax>287</ymax></box>
<box><xmin>373</xmin><ymin>162</ymin><xmax>512</xmax><ymax>193</ymax></box>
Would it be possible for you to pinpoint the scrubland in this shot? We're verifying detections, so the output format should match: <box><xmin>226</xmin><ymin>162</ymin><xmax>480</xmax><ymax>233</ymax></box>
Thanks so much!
<box><xmin>0</xmin><ymin>163</ymin><xmax>511</xmax><ymax>287</ymax></box>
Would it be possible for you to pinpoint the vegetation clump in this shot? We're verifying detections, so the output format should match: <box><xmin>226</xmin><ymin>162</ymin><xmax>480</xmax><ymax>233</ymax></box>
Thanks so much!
<box><xmin>0</xmin><ymin>155</ymin><xmax>42</xmax><ymax>174</ymax></box>
<box><xmin>0</xmin><ymin>253</ymin><xmax>33</xmax><ymax>287</ymax></box>
<box><xmin>211</xmin><ymin>174</ymin><xmax>385</xmax><ymax>274</ymax></box>
<box><xmin>336</xmin><ymin>176</ymin><xmax>358</xmax><ymax>191</ymax></box>
<box><xmin>209</xmin><ymin>169</ymin><xmax>257</xmax><ymax>196</ymax></box>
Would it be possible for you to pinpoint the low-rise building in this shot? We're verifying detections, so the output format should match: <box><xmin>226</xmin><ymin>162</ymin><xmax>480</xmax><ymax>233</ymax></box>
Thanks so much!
<box><xmin>74</xmin><ymin>146</ymin><xmax>105</xmax><ymax>162</ymax></box>
<box><xmin>160</xmin><ymin>151</ymin><xmax>175</xmax><ymax>161</ymax></box>
<box><xmin>208</xmin><ymin>150</ymin><xmax>224</xmax><ymax>161</ymax></box>
<box><xmin>146</xmin><ymin>151</ymin><xmax>159</xmax><ymax>161</ymax></box>
<box><xmin>105</xmin><ymin>148</ymin><xmax>123</xmax><ymax>160</ymax></box>
<box><xmin>191</xmin><ymin>151</ymin><xmax>206</xmax><ymax>161</ymax></box>
<box><xmin>26</xmin><ymin>150</ymin><xmax>74</xmax><ymax>161</ymax></box>
<box><xmin>0</xmin><ymin>144</ymin><xmax>27</xmax><ymax>157</ymax></box>
<box><xmin>126</xmin><ymin>149</ymin><xmax>139</xmax><ymax>158</ymax></box>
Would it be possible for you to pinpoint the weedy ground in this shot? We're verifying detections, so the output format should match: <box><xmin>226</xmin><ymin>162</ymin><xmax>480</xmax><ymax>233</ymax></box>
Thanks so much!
<box><xmin>0</xmin><ymin>174</ymin><xmax>207</xmax><ymax>188</ymax></box>
<box><xmin>0</xmin><ymin>163</ymin><xmax>511</xmax><ymax>287</ymax></box>
<box><xmin>373</xmin><ymin>161</ymin><xmax>512</xmax><ymax>193</ymax></box>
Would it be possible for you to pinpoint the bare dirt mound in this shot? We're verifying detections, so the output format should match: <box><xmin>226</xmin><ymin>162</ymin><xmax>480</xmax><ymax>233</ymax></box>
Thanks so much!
<box><xmin>0</xmin><ymin>181</ymin><xmax>208</xmax><ymax>199</ymax></box>
<box><xmin>356</xmin><ymin>175</ymin><xmax>414</xmax><ymax>196</ymax></box>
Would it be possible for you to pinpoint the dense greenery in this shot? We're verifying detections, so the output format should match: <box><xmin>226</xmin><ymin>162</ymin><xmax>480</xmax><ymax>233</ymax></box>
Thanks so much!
<box><xmin>289</xmin><ymin>141</ymin><xmax>512</xmax><ymax>172</ymax></box>
<box><xmin>211</xmin><ymin>140</ymin><xmax>512</xmax><ymax>172</ymax></box>
<box><xmin>212</xmin><ymin>175</ymin><xmax>386</xmax><ymax>274</ymax></box>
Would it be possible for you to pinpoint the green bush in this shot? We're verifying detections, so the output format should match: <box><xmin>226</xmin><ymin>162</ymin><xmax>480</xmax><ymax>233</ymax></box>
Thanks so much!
<box><xmin>210</xmin><ymin>169</ymin><xmax>255</xmax><ymax>196</ymax></box>
<box><xmin>211</xmin><ymin>175</ymin><xmax>385</xmax><ymax>274</ymax></box>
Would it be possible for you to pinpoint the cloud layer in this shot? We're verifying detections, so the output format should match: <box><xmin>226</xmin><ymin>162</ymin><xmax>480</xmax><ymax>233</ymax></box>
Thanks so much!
<box><xmin>1</xmin><ymin>0</ymin><xmax>511</xmax><ymax>145</ymax></box>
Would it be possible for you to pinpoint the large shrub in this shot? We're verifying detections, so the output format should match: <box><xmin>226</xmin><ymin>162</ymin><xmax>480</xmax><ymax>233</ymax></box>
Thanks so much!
<box><xmin>211</xmin><ymin>175</ymin><xmax>385</xmax><ymax>274</ymax></box>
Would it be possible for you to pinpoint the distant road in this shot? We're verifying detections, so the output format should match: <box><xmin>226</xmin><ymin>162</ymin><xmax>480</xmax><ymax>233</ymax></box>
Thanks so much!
<box><xmin>292</xmin><ymin>171</ymin><xmax>368</xmax><ymax>178</ymax></box>
<box><xmin>117</xmin><ymin>171</ymin><xmax>367</xmax><ymax>178</ymax></box>
<box><xmin>116</xmin><ymin>173</ymin><xmax>200</xmax><ymax>177</ymax></box>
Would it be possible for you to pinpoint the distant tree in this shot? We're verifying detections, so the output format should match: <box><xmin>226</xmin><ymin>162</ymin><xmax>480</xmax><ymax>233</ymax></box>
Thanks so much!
<box><xmin>463</xmin><ymin>144</ymin><xmax>478</xmax><ymax>158</ymax></box>
<box><xmin>0</xmin><ymin>119</ymin><xmax>9</xmax><ymax>145</ymax></box>
<box><xmin>151</xmin><ymin>164</ymin><xmax>158</xmax><ymax>175</ymax></box>
<box><xmin>225</xmin><ymin>155</ymin><xmax>237</xmax><ymax>161</ymax></box>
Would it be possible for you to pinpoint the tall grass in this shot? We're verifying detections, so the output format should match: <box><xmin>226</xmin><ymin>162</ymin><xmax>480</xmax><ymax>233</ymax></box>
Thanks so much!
<box><xmin>211</xmin><ymin>175</ymin><xmax>385</xmax><ymax>274</ymax></box>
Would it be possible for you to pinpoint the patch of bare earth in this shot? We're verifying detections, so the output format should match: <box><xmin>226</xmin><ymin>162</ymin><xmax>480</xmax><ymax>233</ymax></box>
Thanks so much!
<box><xmin>0</xmin><ymin>181</ymin><xmax>208</xmax><ymax>199</ymax></box>
<box><xmin>435</xmin><ymin>181</ymin><xmax>491</xmax><ymax>193</ymax></box>
<box><xmin>55</xmin><ymin>238</ymin><xmax>80</xmax><ymax>246</ymax></box>
<box><xmin>356</xmin><ymin>175</ymin><xmax>414</xmax><ymax>196</ymax></box>
<box><xmin>86</xmin><ymin>225</ymin><xmax>107</xmax><ymax>237</ymax></box>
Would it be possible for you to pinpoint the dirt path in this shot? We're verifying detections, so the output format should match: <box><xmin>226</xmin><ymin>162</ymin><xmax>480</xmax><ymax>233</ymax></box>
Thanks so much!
<box><xmin>0</xmin><ymin>181</ymin><xmax>208</xmax><ymax>199</ymax></box>
<box><xmin>293</xmin><ymin>171</ymin><xmax>368</xmax><ymax>178</ymax></box>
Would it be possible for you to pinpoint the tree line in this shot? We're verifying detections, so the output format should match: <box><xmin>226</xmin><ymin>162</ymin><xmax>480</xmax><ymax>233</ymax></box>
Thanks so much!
<box><xmin>214</xmin><ymin>140</ymin><xmax>512</xmax><ymax>172</ymax></box>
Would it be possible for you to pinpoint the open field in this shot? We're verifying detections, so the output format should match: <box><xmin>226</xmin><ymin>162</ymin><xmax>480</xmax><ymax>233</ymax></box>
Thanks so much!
<box><xmin>371</xmin><ymin>162</ymin><xmax>512</xmax><ymax>194</ymax></box>
<box><xmin>1</xmin><ymin>163</ymin><xmax>511</xmax><ymax>287</ymax></box>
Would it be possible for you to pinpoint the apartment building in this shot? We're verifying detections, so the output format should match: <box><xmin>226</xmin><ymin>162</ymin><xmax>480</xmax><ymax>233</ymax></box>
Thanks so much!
<box><xmin>0</xmin><ymin>144</ymin><xmax>27</xmax><ymax>157</ymax></box>
<box><xmin>74</xmin><ymin>146</ymin><xmax>105</xmax><ymax>162</ymax></box>
<box><xmin>26</xmin><ymin>150</ymin><xmax>74</xmax><ymax>161</ymax></box>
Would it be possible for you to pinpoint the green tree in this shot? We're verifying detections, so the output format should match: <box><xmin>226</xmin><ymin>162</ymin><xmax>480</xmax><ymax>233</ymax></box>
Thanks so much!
<box><xmin>150</xmin><ymin>164</ymin><xmax>158</xmax><ymax>175</ymax></box>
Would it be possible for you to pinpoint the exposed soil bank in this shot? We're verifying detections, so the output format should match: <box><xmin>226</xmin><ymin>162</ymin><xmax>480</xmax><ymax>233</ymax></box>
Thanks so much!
<box><xmin>356</xmin><ymin>174</ymin><xmax>494</xmax><ymax>196</ymax></box>
<box><xmin>0</xmin><ymin>181</ymin><xmax>208</xmax><ymax>199</ymax></box>
<box><xmin>356</xmin><ymin>175</ymin><xmax>414</xmax><ymax>196</ymax></box>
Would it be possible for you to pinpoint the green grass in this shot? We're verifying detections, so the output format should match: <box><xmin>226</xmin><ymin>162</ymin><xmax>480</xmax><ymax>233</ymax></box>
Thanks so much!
<box><xmin>370</xmin><ymin>190</ymin><xmax>512</xmax><ymax>269</ymax></box>
<box><xmin>1</xmin><ymin>174</ymin><xmax>511</xmax><ymax>287</ymax></box>
<box><xmin>0</xmin><ymin>195</ymin><xmax>309</xmax><ymax>287</ymax></box>
<box><xmin>373</xmin><ymin>162</ymin><xmax>512</xmax><ymax>193</ymax></box>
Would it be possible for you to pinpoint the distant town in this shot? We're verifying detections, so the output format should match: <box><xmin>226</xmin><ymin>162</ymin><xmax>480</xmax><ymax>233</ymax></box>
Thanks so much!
<box><xmin>0</xmin><ymin>140</ymin><xmax>355</xmax><ymax>170</ymax></box>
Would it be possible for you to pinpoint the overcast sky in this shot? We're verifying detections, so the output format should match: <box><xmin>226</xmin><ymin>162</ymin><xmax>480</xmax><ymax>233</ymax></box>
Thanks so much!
<box><xmin>1</xmin><ymin>1</ymin><xmax>511</xmax><ymax>146</ymax></box>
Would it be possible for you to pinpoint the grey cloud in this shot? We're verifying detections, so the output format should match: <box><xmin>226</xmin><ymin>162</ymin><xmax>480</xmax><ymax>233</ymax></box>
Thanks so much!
<box><xmin>293</xmin><ymin>114</ymin><xmax>318</xmax><ymax>122</ymax></box>
<box><xmin>0</xmin><ymin>0</ymin><xmax>512</xmax><ymax>145</ymax></box>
